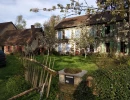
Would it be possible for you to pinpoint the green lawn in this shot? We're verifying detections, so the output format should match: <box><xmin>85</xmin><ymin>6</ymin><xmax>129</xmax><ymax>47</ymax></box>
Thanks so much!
<box><xmin>0</xmin><ymin>55</ymin><xmax>98</xmax><ymax>100</ymax></box>
<box><xmin>35</xmin><ymin>55</ymin><xmax>98</xmax><ymax>72</ymax></box>
<box><xmin>54</xmin><ymin>55</ymin><xmax>98</xmax><ymax>72</ymax></box>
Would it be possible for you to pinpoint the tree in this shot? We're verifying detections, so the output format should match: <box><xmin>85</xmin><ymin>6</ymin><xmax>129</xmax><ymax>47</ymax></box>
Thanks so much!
<box><xmin>97</xmin><ymin>0</ymin><xmax>129</xmax><ymax>10</ymax></box>
<box><xmin>43</xmin><ymin>15</ymin><xmax>61</xmax><ymax>55</ymax></box>
<box><xmin>30</xmin><ymin>0</ymin><xmax>96</xmax><ymax>17</ymax></box>
<box><xmin>34</xmin><ymin>22</ymin><xmax>42</xmax><ymax>28</ymax></box>
<box><xmin>30</xmin><ymin>0</ymin><xmax>130</xmax><ymax>55</ymax></box>
<box><xmin>15</xmin><ymin>15</ymin><xmax>26</xmax><ymax>29</ymax></box>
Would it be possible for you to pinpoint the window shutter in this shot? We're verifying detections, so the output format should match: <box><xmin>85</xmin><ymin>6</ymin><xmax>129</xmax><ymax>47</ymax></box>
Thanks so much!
<box><xmin>110</xmin><ymin>41</ymin><xmax>114</xmax><ymax>52</ymax></box>
<box><xmin>110</xmin><ymin>25</ymin><xmax>113</xmax><ymax>36</ymax></box>
<box><xmin>102</xmin><ymin>26</ymin><xmax>105</xmax><ymax>37</ymax></box>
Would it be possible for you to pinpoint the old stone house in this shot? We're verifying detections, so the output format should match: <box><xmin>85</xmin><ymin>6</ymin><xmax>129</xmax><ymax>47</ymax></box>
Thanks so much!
<box><xmin>55</xmin><ymin>11</ymin><xmax>129</xmax><ymax>55</ymax></box>
<box><xmin>0</xmin><ymin>25</ymin><xmax>45</xmax><ymax>55</ymax></box>
<box><xmin>0</xmin><ymin>22</ymin><xmax>17</xmax><ymax>51</ymax></box>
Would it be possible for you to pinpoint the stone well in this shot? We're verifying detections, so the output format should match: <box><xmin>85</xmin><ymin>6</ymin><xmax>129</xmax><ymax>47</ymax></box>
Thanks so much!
<box><xmin>59</xmin><ymin>69</ymin><xmax>87</xmax><ymax>85</ymax></box>
<box><xmin>58</xmin><ymin>69</ymin><xmax>87</xmax><ymax>100</ymax></box>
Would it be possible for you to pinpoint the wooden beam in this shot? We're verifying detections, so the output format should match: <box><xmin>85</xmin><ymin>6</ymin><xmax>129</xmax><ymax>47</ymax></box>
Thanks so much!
<box><xmin>8</xmin><ymin>86</ymin><xmax>42</xmax><ymax>100</ymax></box>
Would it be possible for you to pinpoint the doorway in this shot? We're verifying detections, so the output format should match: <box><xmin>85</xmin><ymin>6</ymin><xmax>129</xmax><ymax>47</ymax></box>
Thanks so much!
<box><xmin>105</xmin><ymin>43</ymin><xmax>110</xmax><ymax>53</ymax></box>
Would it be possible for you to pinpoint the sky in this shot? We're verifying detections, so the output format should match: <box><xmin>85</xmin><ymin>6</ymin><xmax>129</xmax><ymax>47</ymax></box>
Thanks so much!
<box><xmin>0</xmin><ymin>0</ymin><xmax>97</xmax><ymax>28</ymax></box>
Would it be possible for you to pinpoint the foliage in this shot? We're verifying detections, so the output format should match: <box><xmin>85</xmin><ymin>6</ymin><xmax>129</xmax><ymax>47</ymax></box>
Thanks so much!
<box><xmin>74</xmin><ymin>25</ymin><xmax>95</xmax><ymax>55</ymax></box>
<box><xmin>43</xmin><ymin>15</ymin><xmax>62</xmax><ymax>55</ymax></box>
<box><xmin>92</xmin><ymin>55</ymin><xmax>130</xmax><ymax>100</ymax></box>
<box><xmin>34</xmin><ymin>22</ymin><xmax>42</xmax><ymax>28</ymax></box>
<box><xmin>30</xmin><ymin>0</ymin><xmax>96</xmax><ymax>17</ymax></box>
<box><xmin>73</xmin><ymin>81</ymin><xmax>96</xmax><ymax>100</ymax></box>
<box><xmin>15</xmin><ymin>15</ymin><xmax>26</xmax><ymax>29</ymax></box>
<box><xmin>6</xmin><ymin>75</ymin><xmax>31</xmax><ymax>96</ymax></box>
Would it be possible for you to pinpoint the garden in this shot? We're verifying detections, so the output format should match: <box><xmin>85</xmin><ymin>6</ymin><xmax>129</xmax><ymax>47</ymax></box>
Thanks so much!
<box><xmin>0</xmin><ymin>54</ymin><xmax>130</xmax><ymax>100</ymax></box>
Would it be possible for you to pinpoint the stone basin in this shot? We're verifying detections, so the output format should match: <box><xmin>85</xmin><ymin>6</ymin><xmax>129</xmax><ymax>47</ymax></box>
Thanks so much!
<box><xmin>58</xmin><ymin>69</ymin><xmax>87</xmax><ymax>85</ymax></box>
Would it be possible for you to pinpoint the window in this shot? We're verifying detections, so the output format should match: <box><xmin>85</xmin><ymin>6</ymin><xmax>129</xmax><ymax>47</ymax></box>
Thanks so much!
<box><xmin>62</xmin><ymin>30</ymin><xmax>65</xmax><ymax>39</ymax></box>
<box><xmin>90</xmin><ymin>45</ymin><xmax>94</xmax><ymax>52</ymax></box>
<box><xmin>105</xmin><ymin>26</ymin><xmax>110</xmax><ymax>35</ymax></box>
<box><xmin>89</xmin><ymin>27</ymin><xmax>94</xmax><ymax>36</ymax></box>
<box><xmin>105</xmin><ymin>43</ymin><xmax>110</xmax><ymax>52</ymax></box>
<box><xmin>58</xmin><ymin>31</ymin><xmax>62</xmax><ymax>39</ymax></box>
<box><xmin>66</xmin><ymin>43</ymin><xmax>71</xmax><ymax>52</ymax></box>
<box><xmin>120</xmin><ymin>42</ymin><xmax>126</xmax><ymax>53</ymax></box>
<box><xmin>65</xmin><ymin>30</ymin><xmax>71</xmax><ymax>39</ymax></box>
<box><xmin>75</xmin><ymin>29</ymin><xmax>80</xmax><ymax>38</ymax></box>
<box><xmin>96</xmin><ymin>26</ymin><xmax>101</xmax><ymax>36</ymax></box>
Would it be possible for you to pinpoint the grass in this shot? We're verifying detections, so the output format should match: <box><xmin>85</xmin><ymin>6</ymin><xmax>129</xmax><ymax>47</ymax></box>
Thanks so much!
<box><xmin>0</xmin><ymin>54</ymin><xmax>98</xmax><ymax>100</ymax></box>
<box><xmin>0</xmin><ymin>55</ymin><xmax>23</xmax><ymax>100</ymax></box>
<box><xmin>35</xmin><ymin>55</ymin><xmax>98</xmax><ymax>72</ymax></box>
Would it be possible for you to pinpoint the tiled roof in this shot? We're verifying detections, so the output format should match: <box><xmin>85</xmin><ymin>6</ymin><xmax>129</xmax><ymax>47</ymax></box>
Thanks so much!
<box><xmin>0</xmin><ymin>28</ymin><xmax>43</xmax><ymax>46</ymax></box>
<box><xmin>55</xmin><ymin>15</ymin><xmax>89</xmax><ymax>29</ymax></box>
<box><xmin>0</xmin><ymin>22</ymin><xmax>17</xmax><ymax>33</ymax></box>
<box><xmin>55</xmin><ymin>11</ymin><xmax>128</xmax><ymax>29</ymax></box>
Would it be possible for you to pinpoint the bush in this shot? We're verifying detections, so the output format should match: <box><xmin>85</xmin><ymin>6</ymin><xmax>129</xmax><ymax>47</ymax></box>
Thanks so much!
<box><xmin>92</xmin><ymin>56</ymin><xmax>130</xmax><ymax>100</ymax></box>
<box><xmin>6</xmin><ymin>75</ymin><xmax>31</xmax><ymax>96</ymax></box>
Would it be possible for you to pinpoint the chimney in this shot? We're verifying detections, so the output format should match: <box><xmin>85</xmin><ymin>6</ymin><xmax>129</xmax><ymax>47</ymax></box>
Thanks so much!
<box><xmin>31</xmin><ymin>25</ymin><xmax>35</xmax><ymax>30</ymax></box>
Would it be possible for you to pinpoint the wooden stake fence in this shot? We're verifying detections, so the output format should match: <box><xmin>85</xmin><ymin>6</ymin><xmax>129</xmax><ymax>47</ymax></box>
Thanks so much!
<box><xmin>8</xmin><ymin>55</ymin><xmax>57</xmax><ymax>100</ymax></box>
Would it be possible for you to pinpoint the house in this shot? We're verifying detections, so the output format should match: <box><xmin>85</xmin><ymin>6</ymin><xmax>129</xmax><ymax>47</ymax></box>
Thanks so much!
<box><xmin>55</xmin><ymin>11</ymin><xmax>129</xmax><ymax>55</ymax></box>
<box><xmin>0</xmin><ymin>25</ymin><xmax>45</xmax><ymax>55</ymax></box>
<box><xmin>0</xmin><ymin>22</ymin><xmax>17</xmax><ymax>51</ymax></box>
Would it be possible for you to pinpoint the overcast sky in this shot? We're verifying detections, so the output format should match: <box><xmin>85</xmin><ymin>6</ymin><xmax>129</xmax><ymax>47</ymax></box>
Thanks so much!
<box><xmin>0</xmin><ymin>0</ymin><xmax>97</xmax><ymax>28</ymax></box>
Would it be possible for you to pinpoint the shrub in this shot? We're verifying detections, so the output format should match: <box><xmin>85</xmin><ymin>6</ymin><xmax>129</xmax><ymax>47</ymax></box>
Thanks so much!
<box><xmin>93</xmin><ymin>56</ymin><xmax>130</xmax><ymax>100</ymax></box>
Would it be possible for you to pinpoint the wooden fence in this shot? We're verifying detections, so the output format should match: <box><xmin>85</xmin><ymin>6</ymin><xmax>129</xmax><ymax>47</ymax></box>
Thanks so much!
<box><xmin>8</xmin><ymin>55</ymin><xmax>57</xmax><ymax>100</ymax></box>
